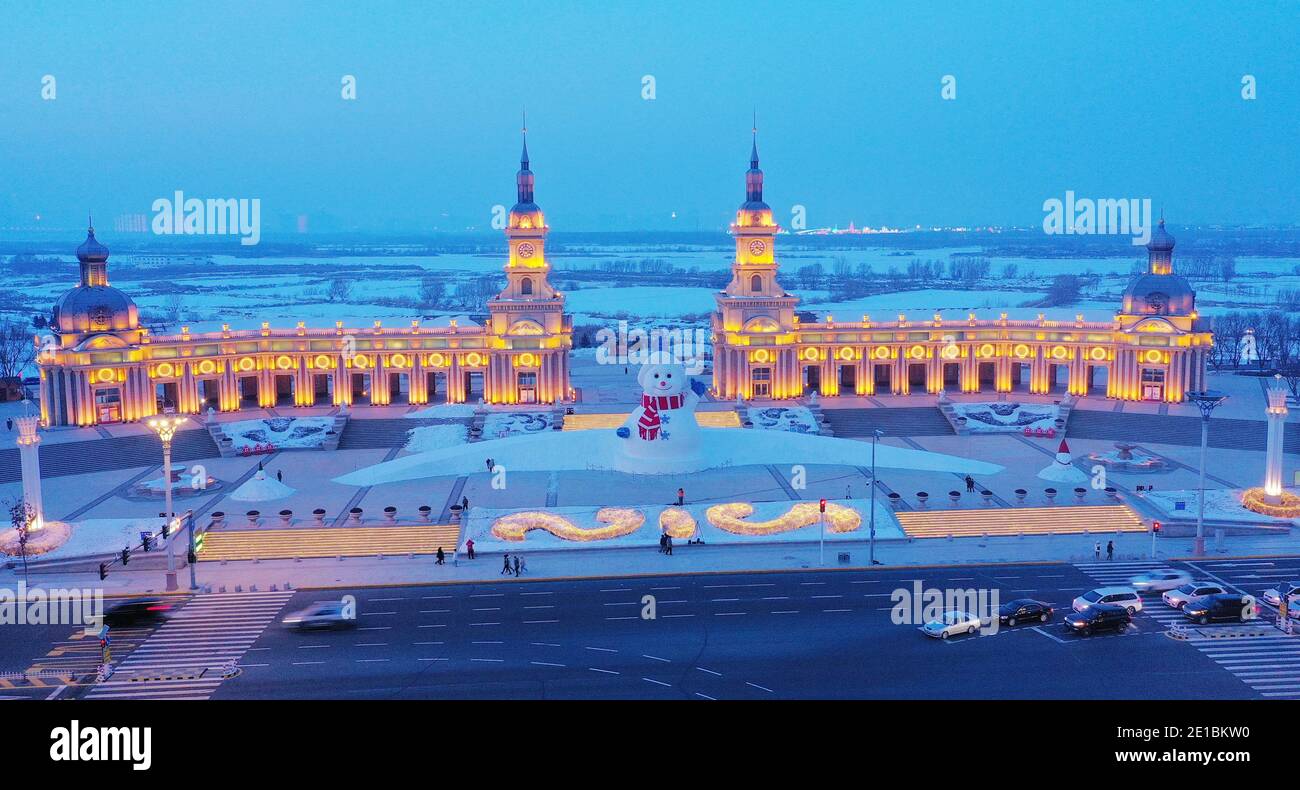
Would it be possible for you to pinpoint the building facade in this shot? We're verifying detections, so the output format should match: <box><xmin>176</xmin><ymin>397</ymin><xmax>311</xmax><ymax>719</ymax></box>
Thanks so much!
<box><xmin>712</xmin><ymin>141</ymin><xmax>1212</xmax><ymax>403</ymax></box>
<box><xmin>38</xmin><ymin>138</ymin><xmax>572</xmax><ymax>427</ymax></box>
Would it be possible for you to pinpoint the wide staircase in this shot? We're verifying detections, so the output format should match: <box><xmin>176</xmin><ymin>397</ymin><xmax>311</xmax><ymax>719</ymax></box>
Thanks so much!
<box><xmin>197</xmin><ymin>524</ymin><xmax>462</xmax><ymax>561</ymax></box>
<box><xmin>822</xmin><ymin>407</ymin><xmax>953</xmax><ymax>438</ymax></box>
<box><xmin>1066</xmin><ymin>410</ymin><xmax>1297</xmax><ymax>451</ymax></box>
<box><xmin>0</xmin><ymin>427</ymin><xmax>220</xmax><ymax>484</ymax></box>
<box><xmin>336</xmin><ymin>418</ymin><xmax>439</xmax><ymax>450</ymax></box>
<box><xmin>897</xmin><ymin>504</ymin><xmax>1145</xmax><ymax>539</ymax></box>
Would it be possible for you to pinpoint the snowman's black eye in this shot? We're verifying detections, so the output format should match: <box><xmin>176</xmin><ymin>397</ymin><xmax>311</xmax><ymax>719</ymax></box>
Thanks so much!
<box><xmin>653</xmin><ymin>373</ymin><xmax>659</xmax><ymax>378</ymax></box>
<box><xmin>667</xmin><ymin>373</ymin><xmax>672</xmax><ymax>378</ymax></box>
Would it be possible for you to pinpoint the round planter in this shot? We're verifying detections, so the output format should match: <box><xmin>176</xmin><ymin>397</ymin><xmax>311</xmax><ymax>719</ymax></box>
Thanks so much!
<box><xmin>383</xmin><ymin>506</ymin><xmax>398</xmax><ymax>524</ymax></box>
<box><xmin>1014</xmin><ymin>489</ymin><xmax>1027</xmax><ymax>504</ymax></box>
<box><xmin>246</xmin><ymin>510</ymin><xmax>260</xmax><ymax>527</ymax></box>
<box><xmin>210</xmin><ymin>511</ymin><xmax>225</xmax><ymax>527</ymax></box>
<box><xmin>948</xmin><ymin>491</ymin><xmax>961</xmax><ymax>507</ymax></box>
<box><xmin>1073</xmin><ymin>487</ymin><xmax>1087</xmax><ymax>503</ymax></box>
<box><xmin>278</xmin><ymin>509</ymin><xmax>293</xmax><ymax>526</ymax></box>
<box><xmin>449</xmin><ymin>504</ymin><xmax>464</xmax><ymax>522</ymax></box>
<box><xmin>981</xmin><ymin>490</ymin><xmax>993</xmax><ymax>506</ymax></box>
<box><xmin>916</xmin><ymin>492</ymin><xmax>929</xmax><ymax>509</ymax></box>
<box><xmin>1104</xmin><ymin>486</ymin><xmax>1119</xmax><ymax>501</ymax></box>
<box><xmin>348</xmin><ymin>507</ymin><xmax>363</xmax><ymax>525</ymax></box>
<box><xmin>418</xmin><ymin>506</ymin><xmax>432</xmax><ymax>522</ymax></box>
<box><xmin>312</xmin><ymin>508</ymin><xmax>326</xmax><ymax>526</ymax></box>
<box><xmin>887</xmin><ymin>492</ymin><xmax>902</xmax><ymax>510</ymax></box>
<box><xmin>1044</xmin><ymin>488</ymin><xmax>1057</xmax><ymax>504</ymax></box>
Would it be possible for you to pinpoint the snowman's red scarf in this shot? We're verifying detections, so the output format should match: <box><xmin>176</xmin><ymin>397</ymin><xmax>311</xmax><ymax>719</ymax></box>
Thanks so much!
<box><xmin>638</xmin><ymin>393</ymin><xmax>686</xmax><ymax>439</ymax></box>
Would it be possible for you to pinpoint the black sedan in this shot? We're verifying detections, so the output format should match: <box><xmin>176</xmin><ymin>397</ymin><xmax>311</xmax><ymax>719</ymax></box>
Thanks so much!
<box><xmin>1182</xmin><ymin>593</ymin><xmax>1258</xmax><ymax>625</ymax></box>
<box><xmin>103</xmin><ymin>597</ymin><xmax>176</xmax><ymax>627</ymax></box>
<box><xmin>998</xmin><ymin>598</ymin><xmax>1054</xmax><ymax>627</ymax></box>
<box><xmin>1062</xmin><ymin>603</ymin><xmax>1131</xmax><ymax>636</ymax></box>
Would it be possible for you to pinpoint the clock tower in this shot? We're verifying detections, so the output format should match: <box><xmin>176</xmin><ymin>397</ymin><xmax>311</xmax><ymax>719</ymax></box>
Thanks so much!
<box><xmin>712</xmin><ymin>127</ymin><xmax>801</xmax><ymax>399</ymax></box>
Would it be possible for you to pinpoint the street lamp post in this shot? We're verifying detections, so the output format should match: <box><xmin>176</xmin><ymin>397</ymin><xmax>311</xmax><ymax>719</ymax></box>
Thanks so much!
<box><xmin>870</xmin><ymin>428</ymin><xmax>883</xmax><ymax>566</ymax></box>
<box><xmin>146</xmin><ymin>416</ymin><xmax>187</xmax><ymax>591</ymax></box>
<box><xmin>1186</xmin><ymin>391</ymin><xmax>1227</xmax><ymax>557</ymax></box>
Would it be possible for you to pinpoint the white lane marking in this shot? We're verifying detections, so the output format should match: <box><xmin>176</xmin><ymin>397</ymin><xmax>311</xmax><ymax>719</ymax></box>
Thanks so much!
<box><xmin>585</xmin><ymin>646</ymin><xmax>618</xmax><ymax>653</ymax></box>
<box><xmin>643</xmin><ymin>677</ymin><xmax>672</xmax><ymax>687</ymax></box>
<box><xmin>292</xmin><ymin>661</ymin><xmax>325</xmax><ymax>666</ymax></box>
<box><xmin>531</xmin><ymin>661</ymin><xmax>565</xmax><ymax>667</ymax></box>
<box><xmin>524</xmin><ymin>619</ymin><xmax>559</xmax><ymax>624</ymax></box>
<box><xmin>589</xmin><ymin>667</ymin><xmax>619</xmax><ymax>675</ymax></box>
<box><xmin>471</xmin><ymin>658</ymin><xmax>503</xmax><ymax>663</ymax></box>
<box><xmin>696</xmin><ymin>667</ymin><xmax>722</xmax><ymax>676</ymax></box>
<box><xmin>695</xmin><ymin>692</ymin><xmax>717</xmax><ymax>700</ymax></box>
<box><xmin>746</xmin><ymin>681</ymin><xmax>775</xmax><ymax>693</ymax></box>
<box><xmin>642</xmin><ymin>654</ymin><xmax>670</xmax><ymax>663</ymax></box>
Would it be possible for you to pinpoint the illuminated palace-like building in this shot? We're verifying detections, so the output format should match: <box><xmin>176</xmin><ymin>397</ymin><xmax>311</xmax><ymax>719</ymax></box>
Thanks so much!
<box><xmin>712</xmin><ymin>139</ymin><xmax>1211</xmax><ymax>403</ymax></box>
<box><xmin>38</xmin><ymin>136</ymin><xmax>571</xmax><ymax>427</ymax></box>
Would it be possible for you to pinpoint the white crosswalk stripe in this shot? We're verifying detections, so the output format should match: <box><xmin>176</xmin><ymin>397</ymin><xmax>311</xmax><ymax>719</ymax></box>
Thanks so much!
<box><xmin>1076</xmin><ymin>561</ymin><xmax>1300</xmax><ymax>697</ymax></box>
<box><xmin>86</xmin><ymin>590</ymin><xmax>296</xmax><ymax>700</ymax></box>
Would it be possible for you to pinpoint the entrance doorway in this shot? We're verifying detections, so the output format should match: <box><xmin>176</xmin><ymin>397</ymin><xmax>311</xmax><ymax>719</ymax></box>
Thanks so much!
<box><xmin>1141</xmin><ymin>368</ymin><xmax>1165</xmax><ymax>401</ymax></box>
<box><xmin>803</xmin><ymin>366</ymin><xmax>820</xmax><ymax>394</ymax></box>
<box><xmin>978</xmin><ymin>361</ymin><xmax>996</xmax><ymax>390</ymax></box>
<box><xmin>838</xmin><ymin>364</ymin><xmax>855</xmax><ymax>391</ymax></box>
<box><xmin>274</xmin><ymin>374</ymin><xmax>294</xmax><ymax>405</ymax></box>
<box><xmin>873</xmin><ymin>364</ymin><xmax>892</xmax><ymax>393</ymax></box>
<box><xmin>238</xmin><ymin>376</ymin><xmax>259</xmax><ymax>405</ymax></box>
<box><xmin>942</xmin><ymin>362</ymin><xmax>959</xmax><ymax>390</ymax></box>
<box><xmin>351</xmin><ymin>372</ymin><xmax>372</xmax><ymax>404</ymax></box>
<box><xmin>751</xmin><ymin>367</ymin><xmax>771</xmax><ymax>398</ymax></box>
<box><xmin>155</xmin><ymin>381</ymin><xmax>179</xmax><ymax>412</ymax></box>
<box><xmin>389</xmin><ymin>372</ymin><xmax>410</xmax><ymax>404</ymax></box>
<box><xmin>198</xmin><ymin>379</ymin><xmax>220</xmax><ymax>410</ymax></box>
<box><xmin>94</xmin><ymin>387</ymin><xmax>122</xmax><ymax>424</ymax></box>
<box><xmin>907</xmin><ymin>363</ymin><xmax>926</xmax><ymax>390</ymax></box>
<box><xmin>516</xmin><ymin>371</ymin><xmax>537</xmax><ymax>404</ymax></box>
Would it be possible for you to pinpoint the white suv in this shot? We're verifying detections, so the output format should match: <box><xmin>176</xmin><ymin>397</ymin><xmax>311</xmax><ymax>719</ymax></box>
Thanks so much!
<box><xmin>1073</xmin><ymin>587</ymin><xmax>1143</xmax><ymax>614</ymax></box>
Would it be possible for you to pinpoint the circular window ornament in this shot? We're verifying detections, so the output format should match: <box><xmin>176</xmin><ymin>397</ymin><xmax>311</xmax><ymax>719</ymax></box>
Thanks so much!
<box><xmin>752</xmin><ymin>348</ymin><xmax>772</xmax><ymax>364</ymax></box>
<box><xmin>197</xmin><ymin>359</ymin><xmax>217</xmax><ymax>375</ymax></box>
<box><xmin>96</xmin><ymin>367</ymin><xmax>117</xmax><ymax>384</ymax></box>
<box><xmin>1144</xmin><ymin>349</ymin><xmax>1165</xmax><ymax>364</ymax></box>
<box><xmin>940</xmin><ymin>344</ymin><xmax>960</xmax><ymax>360</ymax></box>
<box><xmin>978</xmin><ymin>343</ymin><xmax>995</xmax><ymax>358</ymax></box>
<box><xmin>909</xmin><ymin>344</ymin><xmax>926</xmax><ymax>359</ymax></box>
<box><xmin>154</xmin><ymin>362</ymin><xmax>174</xmax><ymax>378</ymax></box>
<box><xmin>390</xmin><ymin>353</ymin><xmax>408</xmax><ymax>369</ymax></box>
<box><xmin>429</xmin><ymin>353</ymin><xmax>447</xmax><ymax>368</ymax></box>
<box><xmin>1051</xmin><ymin>345</ymin><xmax>1068</xmax><ymax>360</ymax></box>
<box><xmin>803</xmin><ymin>347</ymin><xmax>820</xmax><ymax>362</ymax></box>
<box><xmin>465</xmin><ymin>352</ymin><xmax>484</xmax><ymax>367</ymax></box>
<box><xmin>314</xmin><ymin>354</ymin><xmax>332</xmax><ymax>369</ymax></box>
<box><xmin>873</xmin><ymin>346</ymin><xmax>891</xmax><ymax>361</ymax></box>
<box><xmin>839</xmin><ymin>346</ymin><xmax>855</xmax><ymax>361</ymax></box>
<box><xmin>1090</xmin><ymin>347</ymin><xmax>1107</xmax><ymax>362</ymax></box>
<box><xmin>1013</xmin><ymin>344</ymin><xmax>1031</xmax><ymax>359</ymax></box>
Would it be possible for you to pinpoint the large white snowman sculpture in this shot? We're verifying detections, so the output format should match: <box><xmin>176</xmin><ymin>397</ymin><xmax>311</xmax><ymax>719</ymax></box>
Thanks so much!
<box><xmin>615</xmin><ymin>354</ymin><xmax>706</xmax><ymax>467</ymax></box>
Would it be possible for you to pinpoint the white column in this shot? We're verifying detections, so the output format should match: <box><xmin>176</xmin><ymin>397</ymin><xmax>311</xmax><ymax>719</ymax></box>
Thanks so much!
<box><xmin>1265</xmin><ymin>374</ymin><xmax>1288</xmax><ymax>501</ymax></box>
<box><xmin>15</xmin><ymin>416</ymin><xmax>44</xmax><ymax>528</ymax></box>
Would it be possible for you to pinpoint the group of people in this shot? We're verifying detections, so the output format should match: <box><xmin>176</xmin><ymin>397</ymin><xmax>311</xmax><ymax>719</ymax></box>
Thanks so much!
<box><xmin>1094</xmin><ymin>540</ymin><xmax>1116</xmax><ymax>560</ymax></box>
<box><xmin>658</xmin><ymin>533</ymin><xmax>674</xmax><ymax>555</ymax></box>
<box><xmin>500</xmin><ymin>553</ymin><xmax>525</xmax><ymax>576</ymax></box>
<box><xmin>484</xmin><ymin>458</ymin><xmax>497</xmax><ymax>472</ymax></box>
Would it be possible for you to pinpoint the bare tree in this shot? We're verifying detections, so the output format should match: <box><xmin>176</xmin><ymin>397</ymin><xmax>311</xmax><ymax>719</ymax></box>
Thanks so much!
<box><xmin>0</xmin><ymin>321</ymin><xmax>36</xmax><ymax>380</ymax></box>
<box><xmin>327</xmin><ymin>278</ymin><xmax>353</xmax><ymax>302</ymax></box>
<box><xmin>164</xmin><ymin>293</ymin><xmax>185</xmax><ymax>322</ymax></box>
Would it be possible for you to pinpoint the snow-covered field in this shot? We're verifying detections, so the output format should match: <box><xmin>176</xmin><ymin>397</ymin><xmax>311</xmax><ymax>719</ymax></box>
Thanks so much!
<box><xmin>482</xmin><ymin>412</ymin><xmax>555</xmax><ymax>438</ymax></box>
<box><xmin>405</xmin><ymin>403</ymin><xmax>477</xmax><ymax>419</ymax></box>
<box><xmin>747</xmin><ymin>406</ymin><xmax>818</xmax><ymax>433</ymax></box>
<box><xmin>223</xmin><ymin>416</ymin><xmax>336</xmax><ymax>451</ymax></box>
<box><xmin>404</xmin><ymin>423</ymin><xmax>468</xmax><ymax>453</ymax></box>
<box><xmin>1143</xmin><ymin>488</ymin><xmax>1297</xmax><ymax>524</ymax></box>
<box><xmin>952</xmin><ymin>402</ymin><xmax>1060</xmax><ymax>433</ymax></box>
<box><xmin>462</xmin><ymin>499</ymin><xmax>903</xmax><ymax>553</ymax></box>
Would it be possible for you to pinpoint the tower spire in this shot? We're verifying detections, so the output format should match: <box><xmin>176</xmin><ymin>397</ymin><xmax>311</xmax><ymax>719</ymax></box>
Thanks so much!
<box><xmin>521</xmin><ymin>109</ymin><xmax>529</xmax><ymax>169</ymax></box>
<box><xmin>750</xmin><ymin>109</ymin><xmax>759</xmax><ymax>168</ymax></box>
<box><xmin>516</xmin><ymin>113</ymin><xmax>535</xmax><ymax>205</ymax></box>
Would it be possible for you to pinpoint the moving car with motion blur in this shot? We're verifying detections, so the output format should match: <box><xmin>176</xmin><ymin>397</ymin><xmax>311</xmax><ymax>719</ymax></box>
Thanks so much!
<box><xmin>998</xmin><ymin>599</ymin><xmax>1053</xmax><ymax>627</ymax></box>
<box><xmin>1129</xmin><ymin>568</ymin><xmax>1192</xmax><ymax>593</ymax></box>
<box><xmin>102</xmin><ymin>598</ymin><xmax>175</xmax><ymax>627</ymax></box>
<box><xmin>282</xmin><ymin>600</ymin><xmax>357</xmax><ymax>630</ymax></box>
<box><xmin>1182</xmin><ymin>593</ymin><xmax>1259</xmax><ymax>625</ymax></box>
<box><xmin>1261</xmin><ymin>582</ymin><xmax>1300</xmax><ymax>609</ymax></box>
<box><xmin>1062</xmin><ymin>603</ymin><xmax>1131</xmax><ymax>636</ymax></box>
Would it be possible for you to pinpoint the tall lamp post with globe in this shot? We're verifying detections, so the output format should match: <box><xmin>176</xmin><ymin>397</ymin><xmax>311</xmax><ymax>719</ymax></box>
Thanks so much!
<box><xmin>146</xmin><ymin>416</ymin><xmax>187</xmax><ymax>591</ymax></box>
<box><xmin>869</xmin><ymin>428</ymin><xmax>884</xmax><ymax>566</ymax></box>
<box><xmin>1186</xmin><ymin>391</ymin><xmax>1227</xmax><ymax>556</ymax></box>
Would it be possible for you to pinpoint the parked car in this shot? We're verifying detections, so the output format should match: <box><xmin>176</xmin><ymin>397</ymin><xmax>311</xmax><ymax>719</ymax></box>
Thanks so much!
<box><xmin>1182</xmin><ymin>593</ymin><xmax>1259</xmax><ymax>625</ymax></box>
<box><xmin>1261</xmin><ymin>582</ymin><xmax>1300</xmax><ymax>608</ymax></box>
<box><xmin>1062</xmin><ymin>603</ymin><xmax>1132</xmax><ymax>636</ymax></box>
<box><xmin>1162</xmin><ymin>582</ymin><xmax>1226</xmax><ymax>609</ymax></box>
<box><xmin>920</xmin><ymin>610</ymin><xmax>982</xmax><ymax>640</ymax></box>
<box><xmin>1129</xmin><ymin>568</ymin><xmax>1192</xmax><ymax>593</ymax></box>
<box><xmin>998</xmin><ymin>599</ymin><xmax>1053</xmax><ymax>626</ymax></box>
<box><xmin>1073</xmin><ymin>587</ymin><xmax>1143</xmax><ymax>614</ymax></box>
<box><xmin>103</xmin><ymin>598</ymin><xmax>175</xmax><ymax>627</ymax></box>
<box><xmin>283</xmin><ymin>601</ymin><xmax>356</xmax><ymax>630</ymax></box>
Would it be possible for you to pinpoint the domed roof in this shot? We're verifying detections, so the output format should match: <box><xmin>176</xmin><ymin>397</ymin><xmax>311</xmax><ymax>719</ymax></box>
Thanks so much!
<box><xmin>1146</xmin><ymin>218</ymin><xmax>1175</xmax><ymax>252</ymax></box>
<box><xmin>1122</xmin><ymin>272</ymin><xmax>1195</xmax><ymax>316</ymax></box>
<box><xmin>76</xmin><ymin>225</ymin><xmax>110</xmax><ymax>262</ymax></box>
<box><xmin>53</xmin><ymin>285</ymin><xmax>138</xmax><ymax>334</ymax></box>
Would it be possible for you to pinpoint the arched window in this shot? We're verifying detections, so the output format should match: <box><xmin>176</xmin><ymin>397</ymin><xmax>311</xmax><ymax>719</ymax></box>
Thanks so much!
<box><xmin>521</xmin><ymin>277</ymin><xmax>533</xmax><ymax>296</ymax></box>
<box><xmin>750</xmin><ymin>274</ymin><xmax>762</xmax><ymax>293</ymax></box>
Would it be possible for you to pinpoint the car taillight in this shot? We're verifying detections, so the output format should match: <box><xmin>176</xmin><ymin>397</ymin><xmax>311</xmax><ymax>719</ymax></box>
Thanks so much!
<box><xmin>146</xmin><ymin>605</ymin><xmax>171</xmax><ymax>612</ymax></box>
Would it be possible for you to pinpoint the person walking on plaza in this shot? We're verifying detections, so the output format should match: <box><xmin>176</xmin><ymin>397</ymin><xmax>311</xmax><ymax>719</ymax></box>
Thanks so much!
<box><xmin>512</xmin><ymin>555</ymin><xmax>521</xmax><ymax>577</ymax></box>
<box><xmin>1106</xmin><ymin>540</ymin><xmax>1114</xmax><ymax>561</ymax></box>
<box><xmin>436</xmin><ymin>547</ymin><xmax>445</xmax><ymax>565</ymax></box>
<box><xmin>465</xmin><ymin>538</ymin><xmax>475</xmax><ymax>560</ymax></box>
<box><xmin>659</xmin><ymin>533</ymin><xmax>667</xmax><ymax>554</ymax></box>
<box><xmin>1094</xmin><ymin>541</ymin><xmax>1101</xmax><ymax>560</ymax></box>
<box><xmin>665</xmin><ymin>535</ymin><xmax>673</xmax><ymax>555</ymax></box>
<box><xmin>964</xmin><ymin>475</ymin><xmax>975</xmax><ymax>493</ymax></box>
<box><xmin>485</xmin><ymin>458</ymin><xmax>492</xmax><ymax>472</ymax></box>
<box><xmin>462</xmin><ymin>495</ymin><xmax>469</xmax><ymax>511</ymax></box>
<box><xmin>5</xmin><ymin>418</ymin><xmax>11</xmax><ymax>431</ymax></box>
<box><xmin>676</xmin><ymin>488</ymin><xmax>685</xmax><ymax>506</ymax></box>
<box><xmin>501</xmin><ymin>554</ymin><xmax>512</xmax><ymax>575</ymax></box>
<box><xmin>277</xmin><ymin>470</ymin><xmax>283</xmax><ymax>483</ymax></box>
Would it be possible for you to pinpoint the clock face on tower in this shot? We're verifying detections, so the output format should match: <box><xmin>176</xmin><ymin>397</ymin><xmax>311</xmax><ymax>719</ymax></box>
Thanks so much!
<box><xmin>748</xmin><ymin>240</ymin><xmax>766</xmax><ymax>257</ymax></box>
<box><xmin>517</xmin><ymin>242</ymin><xmax>536</xmax><ymax>259</ymax></box>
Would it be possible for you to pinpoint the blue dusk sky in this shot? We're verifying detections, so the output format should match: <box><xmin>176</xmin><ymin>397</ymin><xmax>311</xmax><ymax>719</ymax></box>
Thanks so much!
<box><xmin>0</xmin><ymin>0</ymin><xmax>1296</xmax><ymax>234</ymax></box>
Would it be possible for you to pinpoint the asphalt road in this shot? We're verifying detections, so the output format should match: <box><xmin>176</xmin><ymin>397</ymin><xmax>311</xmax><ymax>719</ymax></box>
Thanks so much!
<box><xmin>4</xmin><ymin>558</ymin><xmax>1296</xmax><ymax>700</ymax></box>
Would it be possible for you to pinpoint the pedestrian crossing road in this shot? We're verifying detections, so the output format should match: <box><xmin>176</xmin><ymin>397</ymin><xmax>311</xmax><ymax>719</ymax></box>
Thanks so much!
<box><xmin>84</xmin><ymin>590</ymin><xmax>297</xmax><ymax>700</ymax></box>
<box><xmin>1075</xmin><ymin>559</ymin><xmax>1300</xmax><ymax>698</ymax></box>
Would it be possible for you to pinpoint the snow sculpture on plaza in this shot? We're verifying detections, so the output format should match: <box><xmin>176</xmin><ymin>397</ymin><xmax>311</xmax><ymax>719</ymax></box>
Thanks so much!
<box><xmin>334</xmin><ymin>357</ymin><xmax>1003</xmax><ymax>486</ymax></box>
<box><xmin>1037</xmin><ymin>439</ymin><xmax>1088</xmax><ymax>485</ymax></box>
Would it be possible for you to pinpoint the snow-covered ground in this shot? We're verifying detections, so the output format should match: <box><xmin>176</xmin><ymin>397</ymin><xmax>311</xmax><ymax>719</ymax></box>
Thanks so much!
<box><xmin>223</xmin><ymin>416</ymin><xmax>336</xmax><ymax>451</ymax></box>
<box><xmin>229</xmin><ymin>471</ymin><xmax>297</xmax><ymax>502</ymax></box>
<box><xmin>952</xmin><ymin>402</ymin><xmax>1060</xmax><ymax>433</ymax></box>
<box><xmin>404</xmin><ymin>403</ymin><xmax>477</xmax><ymax>419</ymax></box>
<box><xmin>462</xmin><ymin>499</ymin><xmax>903</xmax><ymax>553</ymax></box>
<box><xmin>482</xmin><ymin>412</ymin><xmax>555</xmax><ymax>438</ymax></box>
<box><xmin>12</xmin><ymin>518</ymin><xmax>167</xmax><ymax>561</ymax></box>
<box><xmin>1143</xmin><ymin>488</ymin><xmax>1297</xmax><ymax>525</ymax></box>
<box><xmin>747</xmin><ymin>406</ymin><xmax>818</xmax><ymax>433</ymax></box>
<box><xmin>404</xmin><ymin>423</ymin><xmax>468</xmax><ymax>453</ymax></box>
